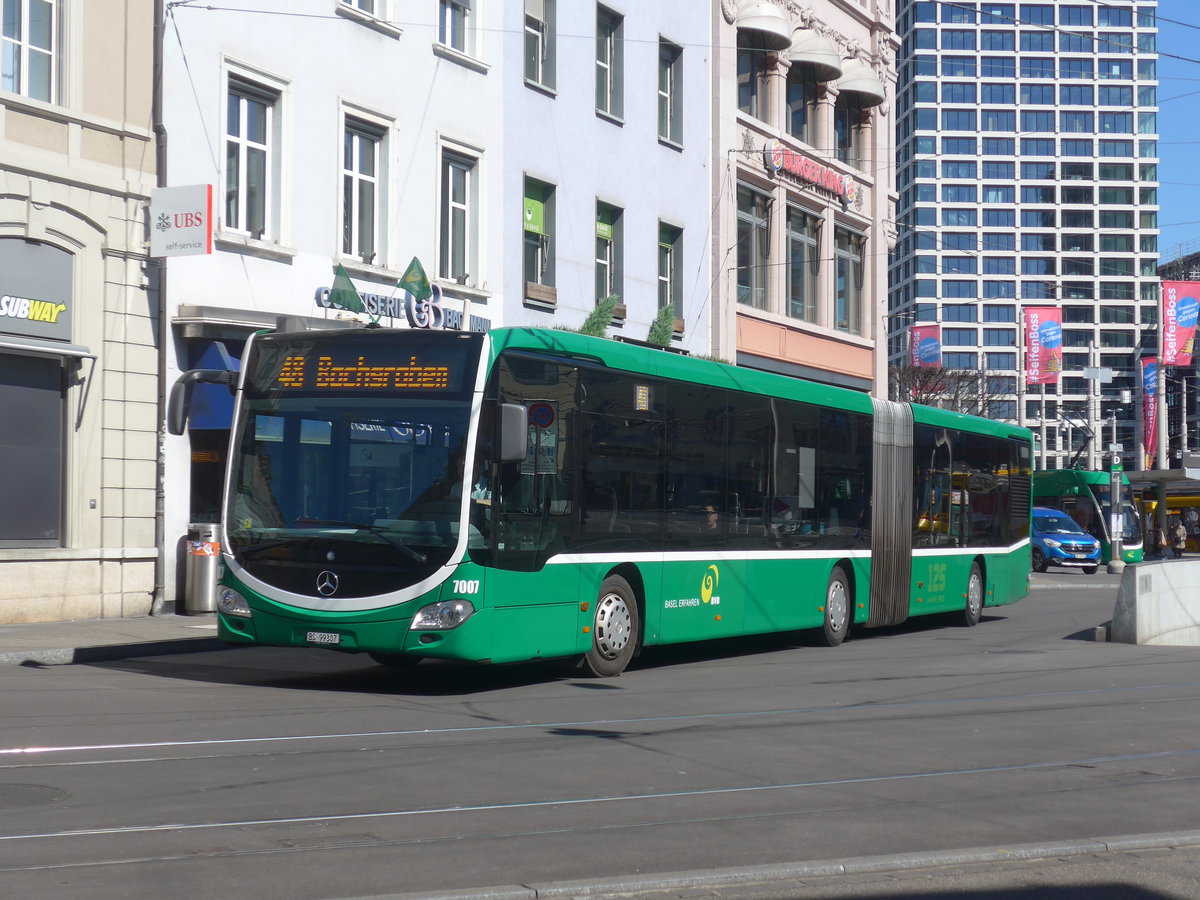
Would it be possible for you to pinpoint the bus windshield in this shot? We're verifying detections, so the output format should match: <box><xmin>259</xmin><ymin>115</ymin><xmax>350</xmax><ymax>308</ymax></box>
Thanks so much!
<box><xmin>225</xmin><ymin>330</ymin><xmax>482</xmax><ymax>596</ymax></box>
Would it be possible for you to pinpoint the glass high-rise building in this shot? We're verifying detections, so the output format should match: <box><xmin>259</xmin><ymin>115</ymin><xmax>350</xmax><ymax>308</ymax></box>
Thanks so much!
<box><xmin>889</xmin><ymin>1</ymin><xmax>1160</xmax><ymax>470</ymax></box>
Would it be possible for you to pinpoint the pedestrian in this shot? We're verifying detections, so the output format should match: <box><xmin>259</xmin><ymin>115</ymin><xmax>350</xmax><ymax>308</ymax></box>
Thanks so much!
<box><xmin>1171</xmin><ymin>518</ymin><xmax>1188</xmax><ymax>559</ymax></box>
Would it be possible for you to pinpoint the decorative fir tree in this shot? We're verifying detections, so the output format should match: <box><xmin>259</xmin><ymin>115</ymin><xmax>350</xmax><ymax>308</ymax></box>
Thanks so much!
<box><xmin>647</xmin><ymin>304</ymin><xmax>676</xmax><ymax>347</ymax></box>
<box><xmin>579</xmin><ymin>293</ymin><xmax>619</xmax><ymax>338</ymax></box>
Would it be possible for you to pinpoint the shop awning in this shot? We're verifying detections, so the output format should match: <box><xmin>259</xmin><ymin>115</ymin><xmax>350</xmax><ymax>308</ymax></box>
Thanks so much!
<box><xmin>735</xmin><ymin>0</ymin><xmax>792</xmax><ymax>52</ymax></box>
<box><xmin>0</xmin><ymin>335</ymin><xmax>94</xmax><ymax>360</ymax></box>
<box><xmin>787</xmin><ymin>29</ymin><xmax>842</xmax><ymax>82</ymax></box>
<box><xmin>836</xmin><ymin>58</ymin><xmax>886</xmax><ymax>107</ymax></box>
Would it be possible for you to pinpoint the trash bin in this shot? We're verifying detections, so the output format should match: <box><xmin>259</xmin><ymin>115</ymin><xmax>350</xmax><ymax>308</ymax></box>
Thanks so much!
<box><xmin>184</xmin><ymin>522</ymin><xmax>221</xmax><ymax>614</ymax></box>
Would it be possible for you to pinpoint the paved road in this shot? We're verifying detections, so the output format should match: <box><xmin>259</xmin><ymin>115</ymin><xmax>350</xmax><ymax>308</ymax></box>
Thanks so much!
<box><xmin>2</xmin><ymin>570</ymin><xmax>1199</xmax><ymax>899</ymax></box>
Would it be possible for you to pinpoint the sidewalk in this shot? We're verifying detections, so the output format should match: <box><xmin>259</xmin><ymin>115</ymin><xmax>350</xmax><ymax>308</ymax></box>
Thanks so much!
<box><xmin>0</xmin><ymin>613</ymin><xmax>223</xmax><ymax>667</ymax></box>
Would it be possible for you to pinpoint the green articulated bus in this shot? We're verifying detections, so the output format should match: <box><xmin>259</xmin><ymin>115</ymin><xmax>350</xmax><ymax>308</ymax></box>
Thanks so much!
<box><xmin>170</xmin><ymin>326</ymin><xmax>1033</xmax><ymax>676</ymax></box>
<box><xmin>1031</xmin><ymin>468</ymin><xmax>1144</xmax><ymax>566</ymax></box>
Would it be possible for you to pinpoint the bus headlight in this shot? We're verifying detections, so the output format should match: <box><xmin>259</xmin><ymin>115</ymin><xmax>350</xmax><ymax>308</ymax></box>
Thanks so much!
<box><xmin>218</xmin><ymin>587</ymin><xmax>252</xmax><ymax>618</ymax></box>
<box><xmin>411</xmin><ymin>599</ymin><xmax>475</xmax><ymax>630</ymax></box>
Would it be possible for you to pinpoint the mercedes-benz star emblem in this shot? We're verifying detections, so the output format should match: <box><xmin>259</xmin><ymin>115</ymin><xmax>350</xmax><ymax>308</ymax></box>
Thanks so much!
<box><xmin>316</xmin><ymin>570</ymin><xmax>339</xmax><ymax>596</ymax></box>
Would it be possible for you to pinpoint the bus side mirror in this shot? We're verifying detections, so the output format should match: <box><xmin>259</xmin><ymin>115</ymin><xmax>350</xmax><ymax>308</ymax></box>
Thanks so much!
<box><xmin>168</xmin><ymin>369</ymin><xmax>238</xmax><ymax>435</ymax></box>
<box><xmin>498</xmin><ymin>403</ymin><xmax>528</xmax><ymax>463</ymax></box>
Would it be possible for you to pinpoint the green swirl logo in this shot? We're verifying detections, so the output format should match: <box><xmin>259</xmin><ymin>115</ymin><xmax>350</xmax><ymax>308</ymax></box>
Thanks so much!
<box><xmin>701</xmin><ymin>565</ymin><xmax>719</xmax><ymax>604</ymax></box>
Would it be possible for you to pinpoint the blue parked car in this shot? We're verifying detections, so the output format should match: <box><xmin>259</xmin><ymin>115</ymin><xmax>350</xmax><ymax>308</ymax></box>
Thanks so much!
<box><xmin>1031</xmin><ymin>506</ymin><xmax>1101</xmax><ymax>574</ymax></box>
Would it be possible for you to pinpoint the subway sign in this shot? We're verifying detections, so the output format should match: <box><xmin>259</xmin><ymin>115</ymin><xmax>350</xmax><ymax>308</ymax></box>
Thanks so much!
<box><xmin>763</xmin><ymin>139</ymin><xmax>857</xmax><ymax>203</ymax></box>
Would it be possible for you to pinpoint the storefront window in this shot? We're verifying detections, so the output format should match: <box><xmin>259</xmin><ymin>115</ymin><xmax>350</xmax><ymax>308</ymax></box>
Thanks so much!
<box><xmin>835</xmin><ymin>227</ymin><xmax>864</xmax><ymax>334</ymax></box>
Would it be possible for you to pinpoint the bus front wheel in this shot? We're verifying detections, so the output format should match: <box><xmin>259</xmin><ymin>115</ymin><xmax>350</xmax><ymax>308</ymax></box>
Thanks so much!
<box><xmin>960</xmin><ymin>562</ymin><xmax>983</xmax><ymax>627</ymax></box>
<box><xmin>582</xmin><ymin>575</ymin><xmax>640</xmax><ymax>677</ymax></box>
<box><xmin>816</xmin><ymin>567</ymin><xmax>851</xmax><ymax>647</ymax></box>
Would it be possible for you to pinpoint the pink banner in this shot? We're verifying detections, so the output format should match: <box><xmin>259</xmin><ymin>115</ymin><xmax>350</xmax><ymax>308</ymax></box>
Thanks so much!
<box><xmin>1162</xmin><ymin>281</ymin><xmax>1200</xmax><ymax>366</ymax></box>
<box><xmin>1024</xmin><ymin>306</ymin><xmax>1062</xmax><ymax>386</ymax></box>
<box><xmin>1143</xmin><ymin>357</ymin><xmax>1158</xmax><ymax>466</ymax></box>
<box><xmin>909</xmin><ymin>324</ymin><xmax>941</xmax><ymax>369</ymax></box>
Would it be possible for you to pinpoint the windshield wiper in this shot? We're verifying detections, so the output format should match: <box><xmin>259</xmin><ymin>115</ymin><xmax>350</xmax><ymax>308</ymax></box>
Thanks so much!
<box><xmin>292</xmin><ymin>519</ymin><xmax>429</xmax><ymax>564</ymax></box>
<box><xmin>235</xmin><ymin>540</ymin><xmax>292</xmax><ymax>558</ymax></box>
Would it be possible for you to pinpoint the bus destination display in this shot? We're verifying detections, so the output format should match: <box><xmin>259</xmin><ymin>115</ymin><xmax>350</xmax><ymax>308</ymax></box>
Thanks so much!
<box><xmin>277</xmin><ymin>354</ymin><xmax>451</xmax><ymax>391</ymax></box>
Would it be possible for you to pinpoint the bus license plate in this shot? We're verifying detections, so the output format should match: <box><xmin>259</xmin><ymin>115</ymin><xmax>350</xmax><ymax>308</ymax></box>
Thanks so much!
<box><xmin>306</xmin><ymin>631</ymin><xmax>341</xmax><ymax>645</ymax></box>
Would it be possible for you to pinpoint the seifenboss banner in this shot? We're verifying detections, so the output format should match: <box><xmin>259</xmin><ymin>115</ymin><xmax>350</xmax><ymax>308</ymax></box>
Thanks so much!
<box><xmin>1162</xmin><ymin>281</ymin><xmax>1200</xmax><ymax>366</ymax></box>
<box><xmin>1024</xmin><ymin>306</ymin><xmax>1062</xmax><ymax>386</ymax></box>
<box><xmin>908</xmin><ymin>324</ymin><xmax>941</xmax><ymax>369</ymax></box>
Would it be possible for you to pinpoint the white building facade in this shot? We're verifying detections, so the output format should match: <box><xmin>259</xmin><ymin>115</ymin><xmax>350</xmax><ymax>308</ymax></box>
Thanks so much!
<box><xmin>158</xmin><ymin>0</ymin><xmax>713</xmax><ymax>606</ymax></box>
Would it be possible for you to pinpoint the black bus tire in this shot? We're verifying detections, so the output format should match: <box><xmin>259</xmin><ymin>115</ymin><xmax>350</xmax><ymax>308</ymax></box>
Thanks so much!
<box><xmin>582</xmin><ymin>575</ymin><xmax>640</xmax><ymax>677</ymax></box>
<box><xmin>818</xmin><ymin>566</ymin><xmax>851</xmax><ymax>647</ymax></box>
<box><xmin>961</xmin><ymin>562</ymin><xmax>983</xmax><ymax>627</ymax></box>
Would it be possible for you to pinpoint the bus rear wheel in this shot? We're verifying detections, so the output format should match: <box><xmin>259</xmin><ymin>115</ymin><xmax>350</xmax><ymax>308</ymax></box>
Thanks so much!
<box><xmin>960</xmin><ymin>562</ymin><xmax>983</xmax><ymax>627</ymax></box>
<box><xmin>816</xmin><ymin>567</ymin><xmax>851</xmax><ymax>647</ymax></box>
<box><xmin>582</xmin><ymin>575</ymin><xmax>640</xmax><ymax>677</ymax></box>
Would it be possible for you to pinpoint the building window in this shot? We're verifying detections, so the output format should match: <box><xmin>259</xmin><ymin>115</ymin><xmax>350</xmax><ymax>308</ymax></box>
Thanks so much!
<box><xmin>343</xmin><ymin>0</ymin><xmax>377</xmax><ymax>12</ymax></box>
<box><xmin>595</xmin><ymin>201</ymin><xmax>622</xmax><ymax>303</ymax></box>
<box><xmin>658</xmin><ymin>39</ymin><xmax>683</xmax><ymax>144</ymax></box>
<box><xmin>1020</xmin><ymin>110</ymin><xmax>1054</xmax><ymax>133</ymax></box>
<box><xmin>225</xmin><ymin>76</ymin><xmax>278</xmax><ymax>240</ymax></box>
<box><xmin>1061</xmin><ymin>59</ymin><xmax>1092</xmax><ymax>80</ymax></box>
<box><xmin>596</xmin><ymin>7</ymin><xmax>623</xmax><ymax>119</ymax></box>
<box><xmin>342</xmin><ymin>118</ymin><xmax>384</xmax><ymax>263</ymax></box>
<box><xmin>835</xmin><ymin>227</ymin><xmax>864</xmax><ymax>335</ymax></box>
<box><xmin>737</xmin><ymin>36</ymin><xmax>770</xmax><ymax>121</ymax></box>
<box><xmin>439</xmin><ymin>0</ymin><xmax>475</xmax><ymax>55</ymax></box>
<box><xmin>524</xmin><ymin>0</ymin><xmax>555</xmax><ymax>90</ymax></box>
<box><xmin>523</xmin><ymin>177</ymin><xmax>554</xmax><ymax>290</ymax></box>
<box><xmin>786</xmin><ymin>64</ymin><xmax>817</xmax><ymax>144</ymax></box>
<box><xmin>835</xmin><ymin>95</ymin><xmax>867</xmax><ymax>166</ymax></box>
<box><xmin>787</xmin><ymin>206</ymin><xmax>818</xmax><ymax>323</ymax></box>
<box><xmin>1</xmin><ymin>0</ymin><xmax>55</xmax><ymax>102</ymax></box>
<box><xmin>736</xmin><ymin>186</ymin><xmax>770</xmax><ymax>310</ymax></box>
<box><xmin>658</xmin><ymin>222</ymin><xmax>682</xmax><ymax>319</ymax></box>
<box><xmin>440</xmin><ymin>150</ymin><xmax>477</xmax><ymax>285</ymax></box>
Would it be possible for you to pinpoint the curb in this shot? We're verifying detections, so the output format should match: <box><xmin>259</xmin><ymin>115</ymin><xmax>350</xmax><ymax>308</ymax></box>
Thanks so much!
<box><xmin>336</xmin><ymin>830</ymin><xmax>1200</xmax><ymax>900</ymax></box>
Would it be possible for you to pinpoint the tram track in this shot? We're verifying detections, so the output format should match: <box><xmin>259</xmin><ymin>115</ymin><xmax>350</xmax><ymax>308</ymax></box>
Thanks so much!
<box><xmin>5</xmin><ymin>674</ymin><xmax>1200</xmax><ymax>769</ymax></box>
<box><xmin>1</xmin><ymin>745</ymin><xmax>1199</xmax><ymax>885</ymax></box>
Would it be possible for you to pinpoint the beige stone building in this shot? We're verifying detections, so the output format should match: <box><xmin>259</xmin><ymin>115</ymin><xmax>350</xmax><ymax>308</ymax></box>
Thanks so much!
<box><xmin>712</xmin><ymin>0</ymin><xmax>899</xmax><ymax>392</ymax></box>
<box><xmin>0</xmin><ymin>1</ymin><xmax>158</xmax><ymax>623</ymax></box>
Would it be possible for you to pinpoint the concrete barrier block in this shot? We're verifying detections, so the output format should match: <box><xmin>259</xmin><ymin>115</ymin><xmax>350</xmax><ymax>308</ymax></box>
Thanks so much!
<box><xmin>1112</xmin><ymin>560</ymin><xmax>1200</xmax><ymax>646</ymax></box>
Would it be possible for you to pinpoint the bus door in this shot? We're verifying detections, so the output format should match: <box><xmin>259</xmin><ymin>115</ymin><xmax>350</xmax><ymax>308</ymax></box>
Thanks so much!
<box><xmin>916</xmin><ymin>430</ymin><xmax>954</xmax><ymax>547</ymax></box>
<box><xmin>485</xmin><ymin>354</ymin><xmax>582</xmax><ymax>659</ymax></box>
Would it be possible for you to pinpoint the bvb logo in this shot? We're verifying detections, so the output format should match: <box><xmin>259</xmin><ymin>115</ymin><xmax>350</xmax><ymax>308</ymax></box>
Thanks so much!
<box><xmin>700</xmin><ymin>565</ymin><xmax>719</xmax><ymax>604</ymax></box>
